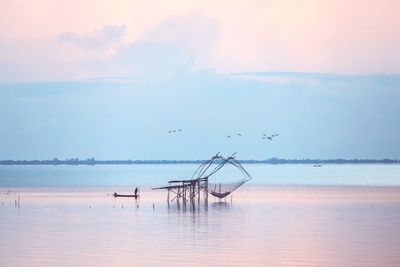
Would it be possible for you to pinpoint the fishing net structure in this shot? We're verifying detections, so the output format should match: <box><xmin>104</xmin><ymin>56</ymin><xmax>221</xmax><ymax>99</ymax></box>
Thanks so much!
<box><xmin>191</xmin><ymin>153</ymin><xmax>252</xmax><ymax>199</ymax></box>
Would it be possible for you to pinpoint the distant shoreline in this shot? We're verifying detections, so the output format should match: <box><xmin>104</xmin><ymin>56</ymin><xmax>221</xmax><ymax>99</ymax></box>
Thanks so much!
<box><xmin>0</xmin><ymin>158</ymin><xmax>399</xmax><ymax>165</ymax></box>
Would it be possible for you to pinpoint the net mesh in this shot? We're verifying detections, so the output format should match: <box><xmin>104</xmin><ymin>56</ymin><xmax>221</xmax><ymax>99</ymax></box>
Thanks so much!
<box><xmin>191</xmin><ymin>153</ymin><xmax>251</xmax><ymax>199</ymax></box>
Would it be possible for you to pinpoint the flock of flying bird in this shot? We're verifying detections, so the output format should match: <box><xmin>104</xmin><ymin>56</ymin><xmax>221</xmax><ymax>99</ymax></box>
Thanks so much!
<box><xmin>227</xmin><ymin>133</ymin><xmax>279</xmax><ymax>141</ymax></box>
<box><xmin>262</xmin><ymin>133</ymin><xmax>279</xmax><ymax>141</ymax></box>
<box><xmin>168</xmin><ymin>129</ymin><xmax>183</xmax><ymax>133</ymax></box>
<box><xmin>168</xmin><ymin>129</ymin><xmax>279</xmax><ymax>141</ymax></box>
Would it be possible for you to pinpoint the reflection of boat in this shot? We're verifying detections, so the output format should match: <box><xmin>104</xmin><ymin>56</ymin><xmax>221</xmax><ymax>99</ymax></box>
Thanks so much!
<box><xmin>113</xmin><ymin>192</ymin><xmax>139</xmax><ymax>198</ymax></box>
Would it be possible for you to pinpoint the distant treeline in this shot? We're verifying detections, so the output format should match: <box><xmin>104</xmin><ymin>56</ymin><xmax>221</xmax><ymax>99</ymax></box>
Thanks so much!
<box><xmin>0</xmin><ymin>157</ymin><xmax>399</xmax><ymax>165</ymax></box>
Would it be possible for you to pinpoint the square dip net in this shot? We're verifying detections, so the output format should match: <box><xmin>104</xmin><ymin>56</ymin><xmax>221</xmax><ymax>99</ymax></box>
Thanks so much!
<box><xmin>191</xmin><ymin>153</ymin><xmax>252</xmax><ymax>199</ymax></box>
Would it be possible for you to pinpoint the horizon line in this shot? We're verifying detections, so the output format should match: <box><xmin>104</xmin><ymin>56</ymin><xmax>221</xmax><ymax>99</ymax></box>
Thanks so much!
<box><xmin>0</xmin><ymin>158</ymin><xmax>399</xmax><ymax>166</ymax></box>
<box><xmin>2</xmin><ymin>71</ymin><xmax>400</xmax><ymax>85</ymax></box>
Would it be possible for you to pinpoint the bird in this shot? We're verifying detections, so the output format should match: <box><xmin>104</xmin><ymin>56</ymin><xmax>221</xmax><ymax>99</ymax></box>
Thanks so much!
<box><xmin>275</xmin><ymin>133</ymin><xmax>279</xmax><ymax>136</ymax></box>
<box><xmin>178</xmin><ymin>129</ymin><xmax>182</xmax><ymax>132</ymax></box>
<box><xmin>227</xmin><ymin>135</ymin><xmax>231</xmax><ymax>138</ymax></box>
<box><xmin>267</xmin><ymin>137</ymin><xmax>272</xmax><ymax>140</ymax></box>
<box><xmin>168</xmin><ymin>131</ymin><xmax>172</xmax><ymax>133</ymax></box>
<box><xmin>238</xmin><ymin>133</ymin><xmax>242</xmax><ymax>136</ymax></box>
<box><xmin>262</xmin><ymin>137</ymin><xmax>266</xmax><ymax>139</ymax></box>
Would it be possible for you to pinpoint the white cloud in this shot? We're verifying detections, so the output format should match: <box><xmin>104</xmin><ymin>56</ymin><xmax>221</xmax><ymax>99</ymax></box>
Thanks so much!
<box><xmin>58</xmin><ymin>24</ymin><xmax>126</xmax><ymax>49</ymax></box>
<box><xmin>143</xmin><ymin>11</ymin><xmax>221</xmax><ymax>62</ymax></box>
<box><xmin>84</xmin><ymin>12</ymin><xmax>222</xmax><ymax>81</ymax></box>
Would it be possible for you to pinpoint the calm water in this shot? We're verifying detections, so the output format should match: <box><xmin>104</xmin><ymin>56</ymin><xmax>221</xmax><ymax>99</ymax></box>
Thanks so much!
<box><xmin>1</xmin><ymin>164</ymin><xmax>400</xmax><ymax>187</ymax></box>
<box><xmin>1</xmin><ymin>164</ymin><xmax>400</xmax><ymax>266</ymax></box>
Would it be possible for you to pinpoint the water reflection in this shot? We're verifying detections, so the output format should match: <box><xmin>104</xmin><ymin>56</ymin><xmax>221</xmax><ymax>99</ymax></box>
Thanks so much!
<box><xmin>165</xmin><ymin>196</ymin><xmax>233</xmax><ymax>214</ymax></box>
<box><xmin>1</xmin><ymin>187</ymin><xmax>400</xmax><ymax>267</ymax></box>
<box><xmin>211</xmin><ymin>201</ymin><xmax>231</xmax><ymax>210</ymax></box>
<box><xmin>167</xmin><ymin>198</ymin><xmax>210</xmax><ymax>213</ymax></box>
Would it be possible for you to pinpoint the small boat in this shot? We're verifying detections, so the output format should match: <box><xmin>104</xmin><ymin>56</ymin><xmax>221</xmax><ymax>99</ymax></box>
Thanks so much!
<box><xmin>313</xmin><ymin>164</ymin><xmax>322</xmax><ymax>167</ymax></box>
<box><xmin>113</xmin><ymin>192</ymin><xmax>139</xmax><ymax>198</ymax></box>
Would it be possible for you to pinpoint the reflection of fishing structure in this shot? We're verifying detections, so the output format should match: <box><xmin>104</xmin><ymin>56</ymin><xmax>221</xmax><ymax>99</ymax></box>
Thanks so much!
<box><xmin>153</xmin><ymin>153</ymin><xmax>251</xmax><ymax>206</ymax></box>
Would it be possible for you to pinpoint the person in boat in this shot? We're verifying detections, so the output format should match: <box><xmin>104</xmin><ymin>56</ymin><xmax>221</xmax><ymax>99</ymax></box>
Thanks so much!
<box><xmin>134</xmin><ymin>187</ymin><xmax>138</xmax><ymax>196</ymax></box>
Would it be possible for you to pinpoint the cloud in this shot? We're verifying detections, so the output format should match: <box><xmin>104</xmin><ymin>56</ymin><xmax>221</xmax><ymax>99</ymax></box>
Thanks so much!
<box><xmin>104</xmin><ymin>12</ymin><xmax>222</xmax><ymax>81</ymax></box>
<box><xmin>143</xmin><ymin>12</ymin><xmax>221</xmax><ymax>57</ymax></box>
<box><xmin>2</xmin><ymin>0</ymin><xmax>400</xmax><ymax>83</ymax></box>
<box><xmin>228</xmin><ymin>72</ymin><xmax>400</xmax><ymax>88</ymax></box>
<box><xmin>229</xmin><ymin>73</ymin><xmax>321</xmax><ymax>86</ymax></box>
<box><xmin>58</xmin><ymin>24</ymin><xmax>126</xmax><ymax>49</ymax></box>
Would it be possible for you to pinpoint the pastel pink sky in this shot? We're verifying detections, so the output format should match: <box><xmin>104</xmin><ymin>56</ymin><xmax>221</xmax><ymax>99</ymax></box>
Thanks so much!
<box><xmin>1</xmin><ymin>0</ymin><xmax>399</xmax><ymax>81</ymax></box>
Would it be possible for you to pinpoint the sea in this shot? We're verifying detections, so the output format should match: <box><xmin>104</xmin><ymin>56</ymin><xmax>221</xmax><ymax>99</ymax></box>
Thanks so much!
<box><xmin>1</xmin><ymin>164</ymin><xmax>400</xmax><ymax>266</ymax></box>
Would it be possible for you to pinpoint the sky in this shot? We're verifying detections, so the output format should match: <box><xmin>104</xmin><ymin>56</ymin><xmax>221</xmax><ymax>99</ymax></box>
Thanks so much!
<box><xmin>0</xmin><ymin>0</ymin><xmax>400</xmax><ymax>160</ymax></box>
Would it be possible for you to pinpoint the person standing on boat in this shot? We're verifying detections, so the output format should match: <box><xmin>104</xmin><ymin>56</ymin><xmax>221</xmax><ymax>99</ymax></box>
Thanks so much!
<box><xmin>134</xmin><ymin>187</ymin><xmax>138</xmax><ymax>196</ymax></box>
